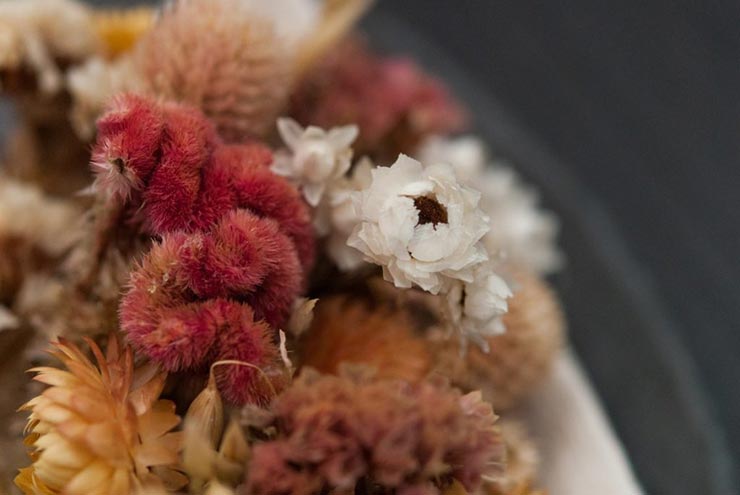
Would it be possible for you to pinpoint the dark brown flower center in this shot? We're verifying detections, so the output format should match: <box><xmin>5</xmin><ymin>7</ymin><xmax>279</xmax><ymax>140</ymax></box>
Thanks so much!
<box><xmin>414</xmin><ymin>196</ymin><xmax>448</xmax><ymax>226</ymax></box>
<box><xmin>112</xmin><ymin>157</ymin><xmax>125</xmax><ymax>173</ymax></box>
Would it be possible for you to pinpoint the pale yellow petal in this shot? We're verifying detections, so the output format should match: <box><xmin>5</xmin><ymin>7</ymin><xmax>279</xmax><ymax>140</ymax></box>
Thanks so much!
<box><xmin>64</xmin><ymin>459</ymin><xmax>115</xmax><ymax>495</ymax></box>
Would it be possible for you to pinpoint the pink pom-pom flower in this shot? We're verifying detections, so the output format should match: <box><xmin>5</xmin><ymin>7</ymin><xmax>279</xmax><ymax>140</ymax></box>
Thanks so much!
<box><xmin>93</xmin><ymin>94</ymin><xmax>314</xmax><ymax>404</ymax></box>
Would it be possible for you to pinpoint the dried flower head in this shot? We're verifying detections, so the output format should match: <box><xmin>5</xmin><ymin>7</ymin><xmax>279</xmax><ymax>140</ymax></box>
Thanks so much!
<box><xmin>121</xmin><ymin>212</ymin><xmax>296</xmax><ymax>404</ymax></box>
<box><xmin>299</xmin><ymin>295</ymin><xmax>433</xmax><ymax>383</ymax></box>
<box><xmin>290</xmin><ymin>37</ymin><xmax>466</xmax><ymax>161</ymax></box>
<box><xmin>132</xmin><ymin>0</ymin><xmax>293</xmax><ymax>142</ymax></box>
<box><xmin>417</xmin><ymin>136</ymin><xmax>562</xmax><ymax>275</ymax></box>
<box><xmin>0</xmin><ymin>0</ymin><xmax>99</xmax><ymax>94</ymax></box>
<box><xmin>86</xmin><ymin>95</ymin><xmax>312</xmax><ymax>404</ymax></box>
<box><xmin>478</xmin><ymin>167</ymin><xmax>562</xmax><ymax>275</ymax></box>
<box><xmin>183</xmin><ymin>393</ymin><xmax>250</xmax><ymax>491</ymax></box>
<box><xmin>273</xmin><ymin>118</ymin><xmax>358</xmax><ymax>207</ymax></box>
<box><xmin>348</xmin><ymin>154</ymin><xmax>491</xmax><ymax>294</ymax></box>
<box><xmin>91</xmin><ymin>7</ymin><xmax>155</xmax><ymax>59</ymax></box>
<box><xmin>346</xmin><ymin>154</ymin><xmax>512</xmax><ymax>348</ymax></box>
<box><xmin>444</xmin><ymin>266</ymin><xmax>512</xmax><ymax>350</ymax></box>
<box><xmin>90</xmin><ymin>94</ymin><xmax>314</xmax><ymax>269</ymax></box>
<box><xmin>486</xmin><ymin>420</ymin><xmax>540</xmax><ymax>495</ymax></box>
<box><xmin>15</xmin><ymin>337</ymin><xmax>185</xmax><ymax>495</ymax></box>
<box><xmin>0</xmin><ymin>177</ymin><xmax>82</xmax><ymax>305</ymax></box>
<box><xmin>437</xmin><ymin>270</ymin><xmax>565</xmax><ymax>411</ymax></box>
<box><xmin>0</xmin><ymin>176</ymin><xmax>82</xmax><ymax>258</ymax></box>
<box><xmin>321</xmin><ymin>156</ymin><xmax>374</xmax><ymax>270</ymax></box>
<box><xmin>184</xmin><ymin>373</ymin><xmax>225</xmax><ymax>448</ymax></box>
<box><xmin>67</xmin><ymin>56</ymin><xmax>145</xmax><ymax>139</ymax></box>
<box><xmin>247</xmin><ymin>369</ymin><xmax>504</xmax><ymax>495</ymax></box>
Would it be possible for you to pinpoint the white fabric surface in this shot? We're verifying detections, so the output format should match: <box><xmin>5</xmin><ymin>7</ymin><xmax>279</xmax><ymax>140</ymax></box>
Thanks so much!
<box><xmin>519</xmin><ymin>350</ymin><xmax>644</xmax><ymax>494</ymax></box>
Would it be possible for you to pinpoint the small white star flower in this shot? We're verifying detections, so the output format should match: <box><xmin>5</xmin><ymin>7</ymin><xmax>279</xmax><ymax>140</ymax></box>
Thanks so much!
<box><xmin>273</xmin><ymin>118</ymin><xmax>358</xmax><ymax>207</ymax></box>
<box><xmin>445</xmin><ymin>266</ymin><xmax>512</xmax><ymax>351</ymax></box>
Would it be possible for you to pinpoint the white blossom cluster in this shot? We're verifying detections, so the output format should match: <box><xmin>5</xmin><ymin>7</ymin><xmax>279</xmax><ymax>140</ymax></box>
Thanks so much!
<box><xmin>345</xmin><ymin>154</ymin><xmax>512</xmax><ymax>344</ymax></box>
<box><xmin>274</xmin><ymin>124</ymin><xmax>561</xmax><ymax>347</ymax></box>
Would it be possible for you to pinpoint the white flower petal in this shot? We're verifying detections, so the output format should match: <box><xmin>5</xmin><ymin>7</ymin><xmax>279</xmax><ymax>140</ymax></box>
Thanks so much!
<box><xmin>328</xmin><ymin>125</ymin><xmax>359</xmax><ymax>149</ymax></box>
<box><xmin>276</xmin><ymin>117</ymin><xmax>304</xmax><ymax>150</ymax></box>
<box><xmin>303</xmin><ymin>183</ymin><xmax>325</xmax><ymax>207</ymax></box>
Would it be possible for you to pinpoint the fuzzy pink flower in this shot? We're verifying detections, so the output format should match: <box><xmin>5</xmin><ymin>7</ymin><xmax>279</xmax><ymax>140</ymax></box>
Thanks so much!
<box><xmin>94</xmin><ymin>94</ymin><xmax>314</xmax><ymax>404</ymax></box>
<box><xmin>247</xmin><ymin>370</ymin><xmax>504</xmax><ymax>494</ymax></box>
<box><xmin>121</xmin><ymin>211</ymin><xmax>301</xmax><ymax>405</ymax></box>
<box><xmin>289</xmin><ymin>37</ymin><xmax>467</xmax><ymax>162</ymax></box>
<box><xmin>91</xmin><ymin>93</ymin><xmax>314</xmax><ymax>269</ymax></box>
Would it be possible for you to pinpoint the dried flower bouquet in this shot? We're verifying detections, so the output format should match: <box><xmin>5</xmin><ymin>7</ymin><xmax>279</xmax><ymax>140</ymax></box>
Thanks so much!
<box><xmin>0</xmin><ymin>1</ymin><xmax>570</xmax><ymax>494</ymax></box>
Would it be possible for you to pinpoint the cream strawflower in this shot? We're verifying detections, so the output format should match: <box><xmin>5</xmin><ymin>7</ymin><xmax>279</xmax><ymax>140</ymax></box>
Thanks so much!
<box><xmin>417</xmin><ymin>135</ymin><xmax>562</xmax><ymax>275</ymax></box>
<box><xmin>348</xmin><ymin>154</ymin><xmax>490</xmax><ymax>293</ymax></box>
<box><xmin>16</xmin><ymin>337</ymin><xmax>186</xmax><ymax>495</ymax></box>
<box><xmin>273</xmin><ymin>118</ymin><xmax>358</xmax><ymax>207</ymax></box>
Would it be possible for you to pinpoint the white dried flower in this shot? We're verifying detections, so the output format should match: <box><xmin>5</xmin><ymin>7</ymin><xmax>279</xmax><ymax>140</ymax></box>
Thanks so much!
<box><xmin>417</xmin><ymin>135</ymin><xmax>488</xmax><ymax>183</ymax></box>
<box><xmin>479</xmin><ymin>167</ymin><xmax>562</xmax><ymax>274</ymax></box>
<box><xmin>417</xmin><ymin>136</ymin><xmax>562</xmax><ymax>274</ymax></box>
<box><xmin>325</xmin><ymin>157</ymin><xmax>373</xmax><ymax>271</ymax></box>
<box><xmin>66</xmin><ymin>56</ymin><xmax>144</xmax><ymax>139</ymax></box>
<box><xmin>273</xmin><ymin>118</ymin><xmax>358</xmax><ymax>207</ymax></box>
<box><xmin>0</xmin><ymin>0</ymin><xmax>99</xmax><ymax>94</ymax></box>
<box><xmin>348</xmin><ymin>154</ymin><xmax>490</xmax><ymax>294</ymax></box>
<box><xmin>446</xmin><ymin>266</ymin><xmax>512</xmax><ymax>350</ymax></box>
<box><xmin>0</xmin><ymin>176</ymin><xmax>82</xmax><ymax>255</ymax></box>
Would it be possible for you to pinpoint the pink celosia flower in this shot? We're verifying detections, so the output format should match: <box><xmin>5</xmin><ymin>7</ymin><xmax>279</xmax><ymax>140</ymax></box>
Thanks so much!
<box><xmin>247</xmin><ymin>369</ymin><xmax>505</xmax><ymax>494</ymax></box>
<box><xmin>91</xmin><ymin>93</ymin><xmax>314</xmax><ymax>269</ymax></box>
<box><xmin>121</xmin><ymin>211</ymin><xmax>299</xmax><ymax>404</ymax></box>
<box><xmin>289</xmin><ymin>37</ymin><xmax>467</xmax><ymax>162</ymax></box>
<box><xmin>92</xmin><ymin>94</ymin><xmax>314</xmax><ymax>404</ymax></box>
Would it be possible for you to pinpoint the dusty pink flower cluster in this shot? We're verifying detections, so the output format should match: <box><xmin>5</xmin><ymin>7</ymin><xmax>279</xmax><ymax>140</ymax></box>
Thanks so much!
<box><xmin>289</xmin><ymin>38</ymin><xmax>467</xmax><ymax>162</ymax></box>
<box><xmin>247</xmin><ymin>369</ymin><xmax>504</xmax><ymax>495</ymax></box>
<box><xmin>90</xmin><ymin>94</ymin><xmax>315</xmax><ymax>404</ymax></box>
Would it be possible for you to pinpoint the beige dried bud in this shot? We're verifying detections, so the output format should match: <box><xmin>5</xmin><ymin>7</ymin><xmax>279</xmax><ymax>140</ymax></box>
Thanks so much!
<box><xmin>182</xmin><ymin>420</ymin><xmax>218</xmax><ymax>491</ymax></box>
<box><xmin>286</xmin><ymin>297</ymin><xmax>318</xmax><ymax>336</ymax></box>
<box><xmin>183</xmin><ymin>406</ymin><xmax>251</xmax><ymax>490</ymax></box>
<box><xmin>215</xmin><ymin>418</ymin><xmax>250</xmax><ymax>485</ymax></box>
<box><xmin>185</xmin><ymin>372</ymin><xmax>225</xmax><ymax>448</ymax></box>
